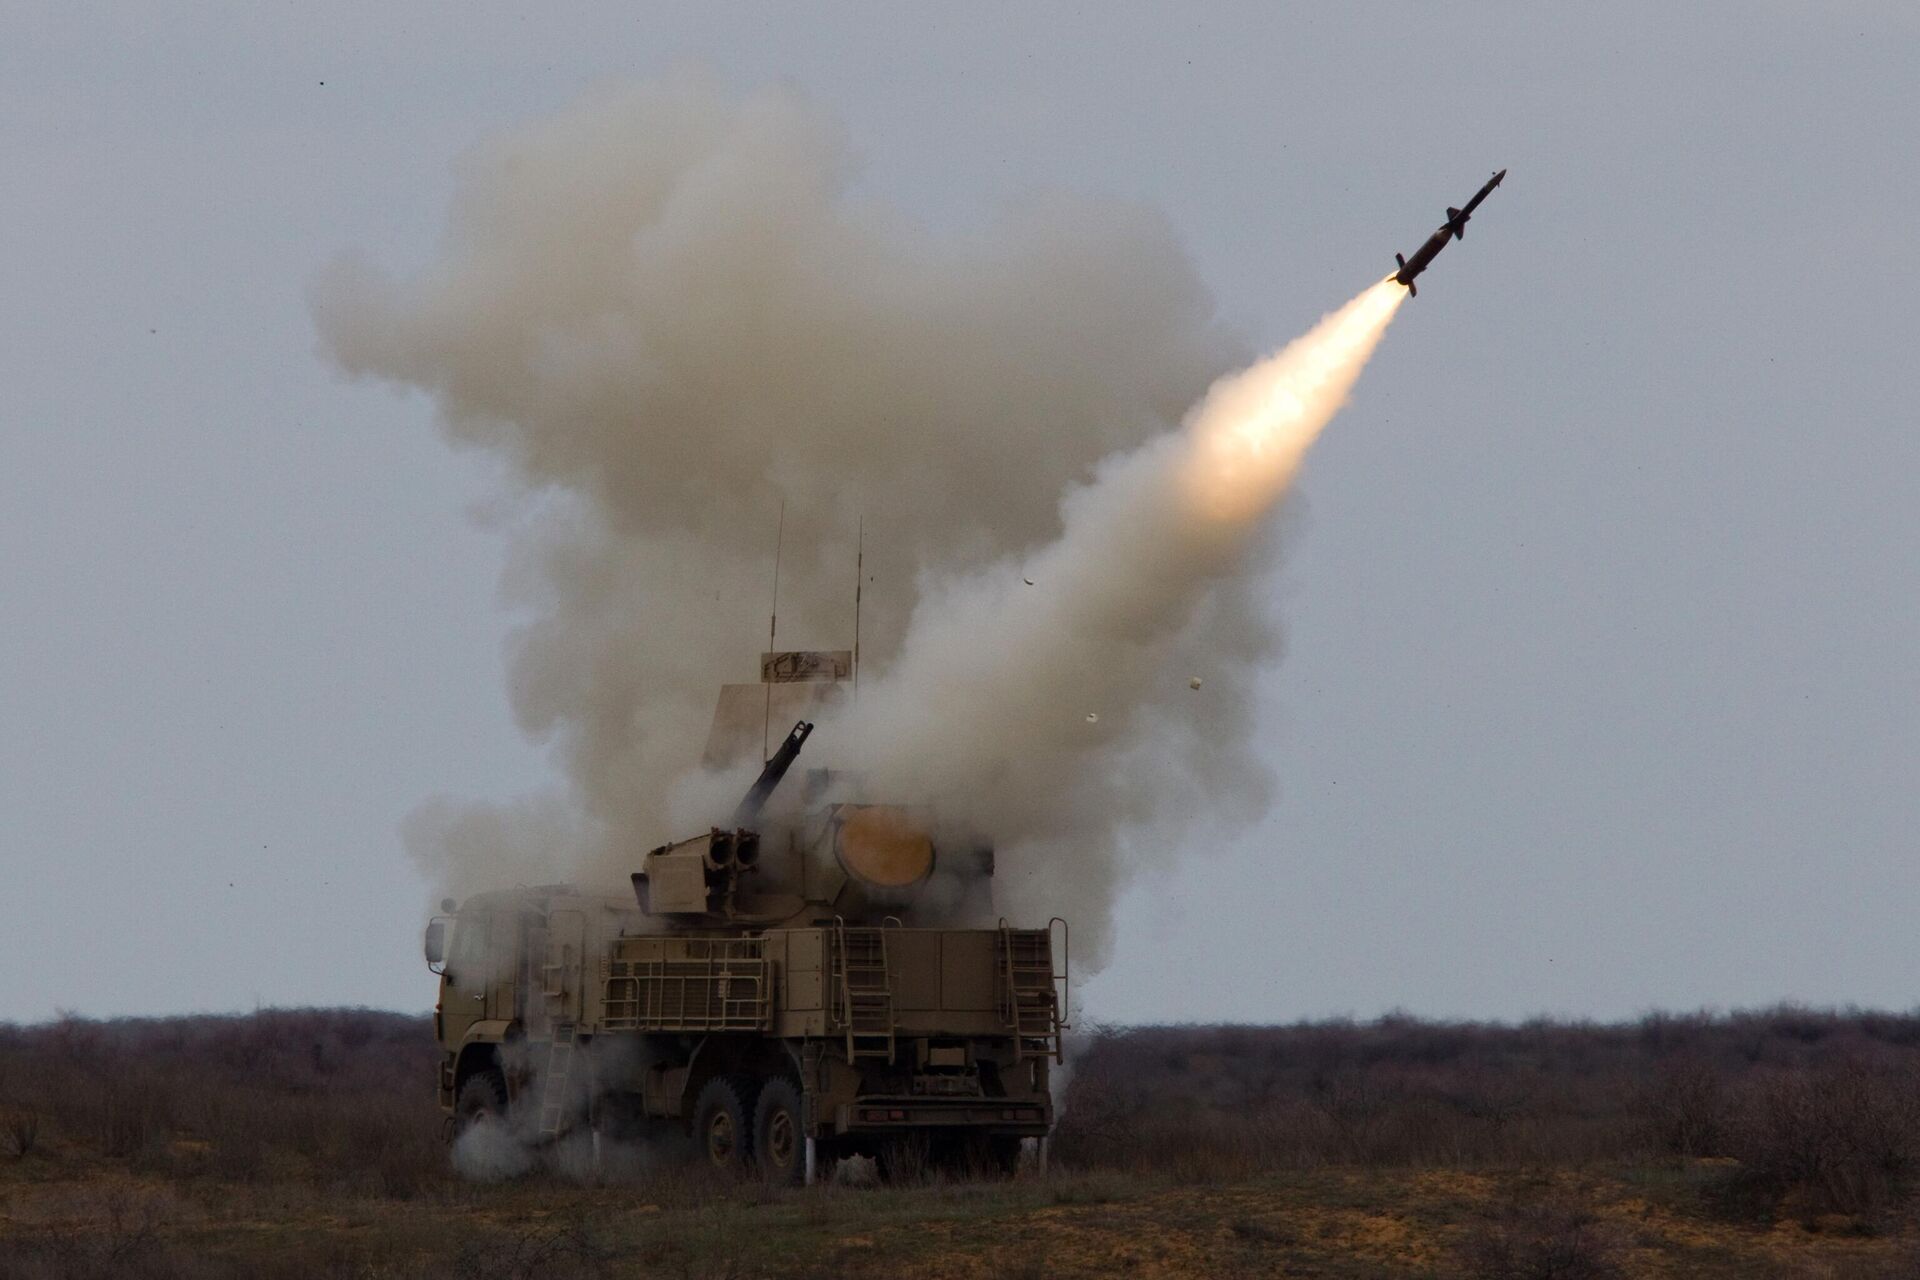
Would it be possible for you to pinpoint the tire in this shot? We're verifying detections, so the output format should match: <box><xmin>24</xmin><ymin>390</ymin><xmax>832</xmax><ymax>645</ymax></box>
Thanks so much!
<box><xmin>454</xmin><ymin>1067</ymin><xmax>509</xmax><ymax>1138</ymax></box>
<box><xmin>754</xmin><ymin>1077</ymin><xmax>806</xmax><ymax>1186</ymax></box>
<box><xmin>692</xmin><ymin>1076</ymin><xmax>757</xmax><ymax>1174</ymax></box>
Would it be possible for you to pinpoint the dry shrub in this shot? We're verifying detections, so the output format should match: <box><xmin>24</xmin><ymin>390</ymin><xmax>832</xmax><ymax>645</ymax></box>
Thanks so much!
<box><xmin>453</xmin><ymin>1219</ymin><xmax>609</xmax><ymax>1280</ymax></box>
<box><xmin>9</xmin><ymin>1003</ymin><xmax>1920</xmax><ymax>1217</ymax></box>
<box><xmin>1643</xmin><ymin>1056</ymin><xmax>1727</xmax><ymax>1157</ymax></box>
<box><xmin>0</xmin><ymin>1187</ymin><xmax>182</xmax><ymax>1280</ymax></box>
<box><xmin>96</xmin><ymin>1084</ymin><xmax>170</xmax><ymax>1159</ymax></box>
<box><xmin>1053</xmin><ymin>1009</ymin><xmax>1920</xmax><ymax>1186</ymax></box>
<box><xmin>343</xmin><ymin>1100</ymin><xmax>447</xmax><ymax>1198</ymax></box>
<box><xmin>1725</xmin><ymin>1063</ymin><xmax>1920</xmax><ymax>1219</ymax></box>
<box><xmin>1455</xmin><ymin>1203</ymin><xmax>1624</xmax><ymax>1280</ymax></box>
<box><xmin>877</xmin><ymin>1132</ymin><xmax>934</xmax><ymax>1186</ymax></box>
<box><xmin>3</xmin><ymin>1104</ymin><xmax>41</xmax><ymax>1158</ymax></box>
<box><xmin>0</xmin><ymin>1009</ymin><xmax>445</xmax><ymax>1198</ymax></box>
<box><xmin>1043</xmin><ymin>1169</ymin><xmax>1132</xmax><ymax>1205</ymax></box>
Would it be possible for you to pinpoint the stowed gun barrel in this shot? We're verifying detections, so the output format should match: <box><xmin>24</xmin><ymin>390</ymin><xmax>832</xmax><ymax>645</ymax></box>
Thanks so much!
<box><xmin>732</xmin><ymin>720</ymin><xmax>813</xmax><ymax>827</ymax></box>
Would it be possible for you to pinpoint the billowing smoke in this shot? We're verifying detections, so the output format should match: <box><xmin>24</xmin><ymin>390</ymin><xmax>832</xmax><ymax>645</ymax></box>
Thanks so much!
<box><xmin>312</xmin><ymin>73</ymin><xmax>1399</xmax><ymax>969</ymax></box>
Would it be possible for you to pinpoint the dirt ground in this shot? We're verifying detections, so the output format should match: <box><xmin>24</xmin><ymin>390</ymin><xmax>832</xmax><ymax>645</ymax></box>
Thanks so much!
<box><xmin>5</xmin><ymin>1155</ymin><xmax>1917</xmax><ymax>1279</ymax></box>
<box><xmin>10</xmin><ymin>1011</ymin><xmax>1920</xmax><ymax>1276</ymax></box>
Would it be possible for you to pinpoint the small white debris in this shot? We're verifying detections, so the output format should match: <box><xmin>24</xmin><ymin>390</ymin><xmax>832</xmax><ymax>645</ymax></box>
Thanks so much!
<box><xmin>1022</xmin><ymin>577</ymin><xmax>1035</xmax><ymax>586</ymax></box>
<box><xmin>1189</xmin><ymin>676</ymin><xmax>1203</xmax><ymax>690</ymax></box>
<box><xmin>1085</xmin><ymin>712</ymin><xmax>1099</xmax><ymax>724</ymax></box>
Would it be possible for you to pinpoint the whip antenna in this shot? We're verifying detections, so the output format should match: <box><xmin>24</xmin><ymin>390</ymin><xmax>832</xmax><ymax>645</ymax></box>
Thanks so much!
<box><xmin>852</xmin><ymin>515</ymin><xmax>864</xmax><ymax>699</ymax></box>
<box><xmin>763</xmin><ymin>499</ymin><xmax>786</xmax><ymax>762</ymax></box>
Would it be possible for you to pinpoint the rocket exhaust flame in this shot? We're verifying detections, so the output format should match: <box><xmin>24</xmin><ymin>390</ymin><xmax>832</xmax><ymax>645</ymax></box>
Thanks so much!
<box><xmin>1181</xmin><ymin>279</ymin><xmax>1406</xmax><ymax>523</ymax></box>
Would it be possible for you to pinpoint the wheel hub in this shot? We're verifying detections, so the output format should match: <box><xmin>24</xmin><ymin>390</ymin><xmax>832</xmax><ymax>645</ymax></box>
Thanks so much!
<box><xmin>706</xmin><ymin>1111</ymin><xmax>736</xmax><ymax>1164</ymax></box>
<box><xmin>766</xmin><ymin>1110</ymin><xmax>795</xmax><ymax>1169</ymax></box>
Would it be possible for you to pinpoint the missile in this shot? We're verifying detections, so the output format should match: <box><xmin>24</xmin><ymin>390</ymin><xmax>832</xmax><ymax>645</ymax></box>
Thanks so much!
<box><xmin>1392</xmin><ymin>168</ymin><xmax>1505</xmax><ymax>297</ymax></box>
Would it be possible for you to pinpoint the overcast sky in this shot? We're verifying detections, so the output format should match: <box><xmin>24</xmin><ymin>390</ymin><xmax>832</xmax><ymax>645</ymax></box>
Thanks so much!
<box><xmin>4</xmin><ymin>3</ymin><xmax>1917</xmax><ymax>1024</ymax></box>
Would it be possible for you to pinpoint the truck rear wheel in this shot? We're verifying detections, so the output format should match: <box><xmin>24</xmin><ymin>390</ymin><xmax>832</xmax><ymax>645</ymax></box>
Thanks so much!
<box><xmin>455</xmin><ymin>1067</ymin><xmax>509</xmax><ymax>1138</ymax></box>
<box><xmin>692</xmin><ymin>1076</ymin><xmax>756</xmax><ymax>1173</ymax></box>
<box><xmin>754</xmin><ymin>1077</ymin><xmax>805</xmax><ymax>1185</ymax></box>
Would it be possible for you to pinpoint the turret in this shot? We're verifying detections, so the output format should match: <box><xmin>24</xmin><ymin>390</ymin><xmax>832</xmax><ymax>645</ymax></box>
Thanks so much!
<box><xmin>630</xmin><ymin>652</ymin><xmax>992</xmax><ymax>926</ymax></box>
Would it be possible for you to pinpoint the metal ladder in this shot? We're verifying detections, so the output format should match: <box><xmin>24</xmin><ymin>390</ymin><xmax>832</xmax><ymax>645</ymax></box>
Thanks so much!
<box><xmin>539</xmin><ymin>949</ymin><xmax>568</xmax><ymax>1022</ymax></box>
<box><xmin>537</xmin><ymin>910</ymin><xmax>585</xmax><ymax>1032</ymax></box>
<box><xmin>835</xmin><ymin>923</ymin><xmax>895</xmax><ymax>1063</ymax></box>
<box><xmin>999</xmin><ymin>924</ymin><xmax>1063</xmax><ymax>1064</ymax></box>
<box><xmin>538</xmin><ymin>1022</ymin><xmax>577</xmax><ymax>1137</ymax></box>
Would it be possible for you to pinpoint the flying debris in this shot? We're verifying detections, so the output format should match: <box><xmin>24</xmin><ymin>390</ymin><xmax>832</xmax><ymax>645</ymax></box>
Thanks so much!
<box><xmin>1188</xmin><ymin>676</ymin><xmax>1203</xmax><ymax>690</ymax></box>
<box><xmin>1392</xmin><ymin>169</ymin><xmax>1506</xmax><ymax>297</ymax></box>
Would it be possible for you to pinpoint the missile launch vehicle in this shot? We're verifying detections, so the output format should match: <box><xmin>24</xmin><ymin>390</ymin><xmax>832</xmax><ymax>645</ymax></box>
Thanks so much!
<box><xmin>423</xmin><ymin>650</ymin><xmax>1067</xmax><ymax>1183</ymax></box>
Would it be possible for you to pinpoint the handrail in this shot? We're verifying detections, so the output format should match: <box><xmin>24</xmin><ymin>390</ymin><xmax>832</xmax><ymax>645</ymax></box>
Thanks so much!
<box><xmin>1049</xmin><ymin>916</ymin><xmax>1071</xmax><ymax>1029</ymax></box>
<box><xmin>995</xmin><ymin>919</ymin><xmax>1019</xmax><ymax>1053</ymax></box>
<box><xmin>831</xmin><ymin>916</ymin><xmax>852</xmax><ymax>1053</ymax></box>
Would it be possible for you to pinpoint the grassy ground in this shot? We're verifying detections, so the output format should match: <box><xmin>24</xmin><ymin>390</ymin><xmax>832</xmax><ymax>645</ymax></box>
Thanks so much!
<box><xmin>8</xmin><ymin>1008</ymin><xmax>1920</xmax><ymax>1277</ymax></box>
<box><xmin>6</xmin><ymin>1156</ymin><xmax>1920</xmax><ymax>1278</ymax></box>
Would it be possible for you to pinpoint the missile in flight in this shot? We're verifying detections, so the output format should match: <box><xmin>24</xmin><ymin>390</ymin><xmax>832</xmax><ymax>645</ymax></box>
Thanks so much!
<box><xmin>1392</xmin><ymin>168</ymin><xmax>1506</xmax><ymax>297</ymax></box>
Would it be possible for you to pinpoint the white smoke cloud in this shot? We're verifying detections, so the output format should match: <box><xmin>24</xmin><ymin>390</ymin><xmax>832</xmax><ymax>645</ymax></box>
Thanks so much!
<box><xmin>313</xmin><ymin>72</ymin><xmax>1396</xmax><ymax>970</ymax></box>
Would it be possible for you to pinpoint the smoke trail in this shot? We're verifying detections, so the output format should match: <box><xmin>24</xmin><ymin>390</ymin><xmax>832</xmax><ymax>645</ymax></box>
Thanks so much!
<box><xmin>836</xmin><ymin>282</ymin><xmax>1405</xmax><ymax>961</ymax></box>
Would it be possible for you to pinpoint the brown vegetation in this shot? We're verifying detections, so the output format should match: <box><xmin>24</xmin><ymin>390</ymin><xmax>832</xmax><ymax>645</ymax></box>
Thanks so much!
<box><xmin>0</xmin><ymin>1009</ymin><xmax>440</xmax><ymax>1196</ymax></box>
<box><xmin>1057</xmin><ymin>1009</ymin><xmax>1920</xmax><ymax>1214</ymax></box>
<box><xmin>4</xmin><ymin>1006</ymin><xmax>1920</xmax><ymax>1276</ymax></box>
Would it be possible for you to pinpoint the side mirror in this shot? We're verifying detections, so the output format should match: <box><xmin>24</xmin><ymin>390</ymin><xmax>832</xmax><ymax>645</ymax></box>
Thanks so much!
<box><xmin>423</xmin><ymin>918</ymin><xmax>448</xmax><ymax>973</ymax></box>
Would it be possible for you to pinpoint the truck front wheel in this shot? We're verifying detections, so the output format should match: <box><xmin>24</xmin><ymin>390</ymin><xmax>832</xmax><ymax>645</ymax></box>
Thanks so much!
<box><xmin>692</xmin><ymin>1076</ymin><xmax>756</xmax><ymax>1173</ymax></box>
<box><xmin>455</xmin><ymin>1067</ymin><xmax>509</xmax><ymax>1138</ymax></box>
<box><xmin>754</xmin><ymin>1078</ymin><xmax>805</xmax><ymax>1185</ymax></box>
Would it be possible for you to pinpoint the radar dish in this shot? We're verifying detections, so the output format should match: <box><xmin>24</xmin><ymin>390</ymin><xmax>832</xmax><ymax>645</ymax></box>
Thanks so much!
<box><xmin>835</xmin><ymin>806</ymin><xmax>935</xmax><ymax>889</ymax></box>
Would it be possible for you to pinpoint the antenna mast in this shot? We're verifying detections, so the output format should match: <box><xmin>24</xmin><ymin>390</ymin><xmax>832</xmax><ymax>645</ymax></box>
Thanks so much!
<box><xmin>852</xmin><ymin>515</ymin><xmax>864</xmax><ymax>698</ymax></box>
<box><xmin>763</xmin><ymin>499</ymin><xmax>786</xmax><ymax>762</ymax></box>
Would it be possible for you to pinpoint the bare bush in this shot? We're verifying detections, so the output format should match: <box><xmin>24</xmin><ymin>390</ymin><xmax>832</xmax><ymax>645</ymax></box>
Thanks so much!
<box><xmin>453</xmin><ymin>1219</ymin><xmax>609</xmax><ymax>1280</ymax></box>
<box><xmin>0</xmin><ymin>1187</ymin><xmax>180</xmax><ymax>1280</ymax></box>
<box><xmin>1725</xmin><ymin>1062</ymin><xmax>1920</xmax><ymax>1219</ymax></box>
<box><xmin>3</xmin><ymin>1104</ymin><xmax>41</xmax><ymax>1158</ymax></box>
<box><xmin>7</xmin><ymin>1002</ymin><xmax>1920</xmax><ymax>1237</ymax></box>
<box><xmin>1643</xmin><ymin>1056</ymin><xmax>1727</xmax><ymax>1156</ymax></box>
<box><xmin>1455</xmin><ymin>1203</ymin><xmax>1624</xmax><ymax>1280</ymax></box>
<box><xmin>97</xmin><ymin>1084</ymin><xmax>169</xmax><ymax>1158</ymax></box>
<box><xmin>0</xmin><ymin>1008</ymin><xmax>444</xmax><ymax>1197</ymax></box>
<box><xmin>1052</xmin><ymin>1009</ymin><xmax>1920</xmax><ymax>1194</ymax></box>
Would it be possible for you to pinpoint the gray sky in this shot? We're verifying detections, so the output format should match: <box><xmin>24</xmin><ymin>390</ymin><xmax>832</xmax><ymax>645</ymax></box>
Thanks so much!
<box><xmin>4</xmin><ymin>3</ymin><xmax>1916</xmax><ymax>1023</ymax></box>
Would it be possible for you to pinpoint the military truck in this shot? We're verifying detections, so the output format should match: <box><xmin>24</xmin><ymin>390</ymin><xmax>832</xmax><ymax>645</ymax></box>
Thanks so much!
<box><xmin>422</xmin><ymin>652</ymin><xmax>1067</xmax><ymax>1183</ymax></box>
